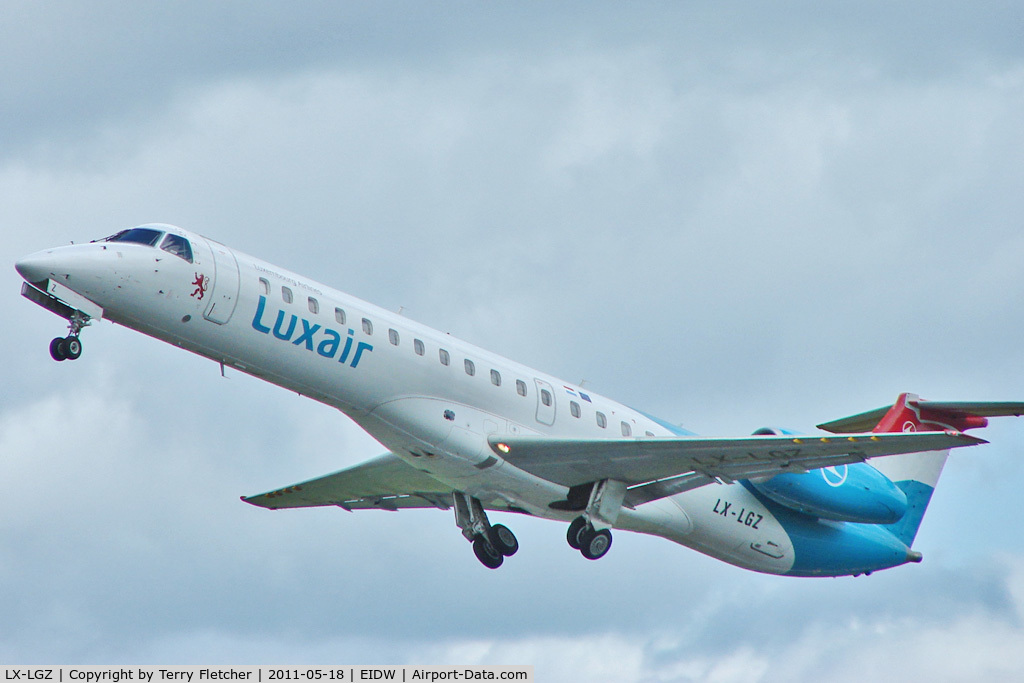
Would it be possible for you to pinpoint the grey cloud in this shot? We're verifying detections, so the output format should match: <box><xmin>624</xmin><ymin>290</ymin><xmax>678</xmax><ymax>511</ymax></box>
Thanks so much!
<box><xmin>4</xmin><ymin>2</ymin><xmax>1022</xmax><ymax>163</ymax></box>
<box><xmin>4</xmin><ymin>3</ymin><xmax>1024</xmax><ymax>676</ymax></box>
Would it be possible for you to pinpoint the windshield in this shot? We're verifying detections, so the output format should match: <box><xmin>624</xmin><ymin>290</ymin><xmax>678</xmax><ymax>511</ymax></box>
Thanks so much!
<box><xmin>103</xmin><ymin>228</ymin><xmax>165</xmax><ymax>246</ymax></box>
<box><xmin>159</xmin><ymin>233</ymin><xmax>193</xmax><ymax>263</ymax></box>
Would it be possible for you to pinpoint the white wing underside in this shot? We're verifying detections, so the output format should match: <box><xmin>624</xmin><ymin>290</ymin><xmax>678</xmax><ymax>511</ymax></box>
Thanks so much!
<box><xmin>242</xmin><ymin>453</ymin><xmax>460</xmax><ymax>511</ymax></box>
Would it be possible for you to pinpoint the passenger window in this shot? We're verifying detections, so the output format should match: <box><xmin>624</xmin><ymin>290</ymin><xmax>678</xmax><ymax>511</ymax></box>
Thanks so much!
<box><xmin>389</xmin><ymin>329</ymin><xmax>400</xmax><ymax>346</ymax></box>
<box><xmin>465</xmin><ymin>359</ymin><xmax>476</xmax><ymax>376</ymax></box>
<box><xmin>282</xmin><ymin>287</ymin><xmax>293</xmax><ymax>304</ymax></box>
<box><xmin>541</xmin><ymin>389</ymin><xmax>552</xmax><ymax>407</ymax></box>
<box><xmin>570</xmin><ymin>401</ymin><xmax>581</xmax><ymax>418</ymax></box>
<box><xmin>645</xmin><ymin>431</ymin><xmax>655</xmax><ymax>437</ymax></box>
<box><xmin>362</xmin><ymin>318</ymin><xmax>373</xmax><ymax>335</ymax></box>
<box><xmin>414</xmin><ymin>339</ymin><xmax>425</xmax><ymax>356</ymax></box>
<box><xmin>621</xmin><ymin>422</ymin><xmax>632</xmax><ymax>437</ymax></box>
<box><xmin>439</xmin><ymin>349</ymin><xmax>450</xmax><ymax>366</ymax></box>
<box><xmin>258</xmin><ymin>278</ymin><xmax>270</xmax><ymax>296</ymax></box>
<box><xmin>335</xmin><ymin>307</ymin><xmax>346</xmax><ymax>325</ymax></box>
<box><xmin>159</xmin><ymin>234</ymin><xmax>193</xmax><ymax>263</ymax></box>
<box><xmin>490</xmin><ymin>370</ymin><xmax>501</xmax><ymax>386</ymax></box>
<box><xmin>516</xmin><ymin>380</ymin><xmax>527</xmax><ymax>397</ymax></box>
<box><xmin>596</xmin><ymin>412</ymin><xmax>607</xmax><ymax>428</ymax></box>
<box><xmin>308</xmin><ymin>297</ymin><xmax>319</xmax><ymax>314</ymax></box>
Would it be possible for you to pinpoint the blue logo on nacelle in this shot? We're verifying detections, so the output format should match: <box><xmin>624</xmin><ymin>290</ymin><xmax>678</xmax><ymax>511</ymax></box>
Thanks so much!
<box><xmin>251</xmin><ymin>295</ymin><xmax>373</xmax><ymax>368</ymax></box>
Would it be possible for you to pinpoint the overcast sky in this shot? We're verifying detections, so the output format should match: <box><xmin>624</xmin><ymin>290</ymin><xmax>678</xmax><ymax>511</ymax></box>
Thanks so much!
<box><xmin>3</xmin><ymin>2</ymin><xmax>1024</xmax><ymax>680</ymax></box>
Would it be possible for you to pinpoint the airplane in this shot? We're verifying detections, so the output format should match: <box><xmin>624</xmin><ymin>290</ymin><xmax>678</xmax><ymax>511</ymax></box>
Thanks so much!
<box><xmin>15</xmin><ymin>223</ymin><xmax>1024</xmax><ymax>576</ymax></box>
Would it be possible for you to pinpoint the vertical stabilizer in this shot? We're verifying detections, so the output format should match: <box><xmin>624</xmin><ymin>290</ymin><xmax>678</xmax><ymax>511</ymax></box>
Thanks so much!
<box><xmin>818</xmin><ymin>393</ymin><xmax>1022</xmax><ymax>547</ymax></box>
<box><xmin>869</xmin><ymin>394</ymin><xmax>951</xmax><ymax>546</ymax></box>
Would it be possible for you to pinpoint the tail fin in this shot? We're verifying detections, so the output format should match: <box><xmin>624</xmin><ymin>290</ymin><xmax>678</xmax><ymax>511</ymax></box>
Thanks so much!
<box><xmin>818</xmin><ymin>394</ymin><xmax>1024</xmax><ymax>546</ymax></box>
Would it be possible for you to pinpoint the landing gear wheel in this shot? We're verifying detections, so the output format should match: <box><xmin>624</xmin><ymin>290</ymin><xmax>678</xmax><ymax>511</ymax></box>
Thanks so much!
<box><xmin>576</xmin><ymin>523</ymin><xmax>595</xmax><ymax>550</ymax></box>
<box><xmin>50</xmin><ymin>337</ymin><xmax>68</xmax><ymax>362</ymax></box>
<box><xmin>567</xmin><ymin>516</ymin><xmax>588</xmax><ymax>550</ymax></box>
<box><xmin>63</xmin><ymin>336</ymin><xmax>82</xmax><ymax>360</ymax></box>
<box><xmin>580</xmin><ymin>528</ymin><xmax>613</xmax><ymax>560</ymax></box>
<box><xmin>488</xmin><ymin>524</ymin><xmax>519</xmax><ymax>557</ymax></box>
<box><xmin>472</xmin><ymin>535</ymin><xmax>504</xmax><ymax>569</ymax></box>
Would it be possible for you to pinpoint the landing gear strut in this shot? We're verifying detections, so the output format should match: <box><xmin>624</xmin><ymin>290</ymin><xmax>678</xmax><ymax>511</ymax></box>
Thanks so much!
<box><xmin>454</xmin><ymin>492</ymin><xmax>519</xmax><ymax>569</ymax></box>
<box><xmin>49</xmin><ymin>311</ymin><xmax>89</xmax><ymax>362</ymax></box>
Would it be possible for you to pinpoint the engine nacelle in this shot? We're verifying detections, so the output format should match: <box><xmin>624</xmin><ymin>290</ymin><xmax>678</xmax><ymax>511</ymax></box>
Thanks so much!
<box><xmin>752</xmin><ymin>427</ymin><xmax>799</xmax><ymax>436</ymax></box>
<box><xmin>749</xmin><ymin>427</ymin><xmax>908</xmax><ymax>524</ymax></box>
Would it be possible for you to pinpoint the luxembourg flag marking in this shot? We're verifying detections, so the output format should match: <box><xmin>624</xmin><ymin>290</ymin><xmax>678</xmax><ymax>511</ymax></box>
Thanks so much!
<box><xmin>565</xmin><ymin>386</ymin><xmax>592</xmax><ymax>402</ymax></box>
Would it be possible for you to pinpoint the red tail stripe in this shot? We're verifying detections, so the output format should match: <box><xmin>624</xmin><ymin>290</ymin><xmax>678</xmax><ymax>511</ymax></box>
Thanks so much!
<box><xmin>873</xmin><ymin>392</ymin><xmax>989</xmax><ymax>433</ymax></box>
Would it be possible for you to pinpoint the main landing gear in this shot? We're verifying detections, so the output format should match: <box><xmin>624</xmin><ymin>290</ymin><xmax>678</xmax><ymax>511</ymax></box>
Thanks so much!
<box><xmin>49</xmin><ymin>311</ymin><xmax>90</xmax><ymax>362</ymax></box>
<box><xmin>563</xmin><ymin>479</ymin><xmax>626</xmax><ymax>561</ymax></box>
<box><xmin>567</xmin><ymin>515</ymin><xmax>613</xmax><ymax>560</ymax></box>
<box><xmin>454</xmin><ymin>492</ymin><xmax>519</xmax><ymax>569</ymax></box>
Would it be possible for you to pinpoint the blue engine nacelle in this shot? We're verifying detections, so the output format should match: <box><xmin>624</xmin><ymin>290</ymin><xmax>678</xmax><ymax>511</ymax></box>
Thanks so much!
<box><xmin>748</xmin><ymin>428</ymin><xmax>908</xmax><ymax>524</ymax></box>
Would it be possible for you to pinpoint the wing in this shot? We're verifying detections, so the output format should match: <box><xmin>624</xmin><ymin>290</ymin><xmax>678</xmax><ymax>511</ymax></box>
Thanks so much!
<box><xmin>487</xmin><ymin>430</ymin><xmax>985</xmax><ymax>495</ymax></box>
<box><xmin>242</xmin><ymin>452</ymin><xmax>458</xmax><ymax>512</ymax></box>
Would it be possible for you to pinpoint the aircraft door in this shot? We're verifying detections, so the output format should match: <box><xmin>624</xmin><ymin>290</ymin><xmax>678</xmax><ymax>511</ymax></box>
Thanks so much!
<box><xmin>534</xmin><ymin>378</ymin><xmax>556</xmax><ymax>426</ymax></box>
<box><xmin>201</xmin><ymin>238</ymin><xmax>240</xmax><ymax>324</ymax></box>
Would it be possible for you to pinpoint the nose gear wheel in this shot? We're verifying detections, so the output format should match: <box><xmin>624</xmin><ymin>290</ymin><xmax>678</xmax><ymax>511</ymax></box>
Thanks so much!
<box><xmin>50</xmin><ymin>335</ymin><xmax>82</xmax><ymax>361</ymax></box>
<box><xmin>49</xmin><ymin>310</ymin><xmax>90</xmax><ymax>362</ymax></box>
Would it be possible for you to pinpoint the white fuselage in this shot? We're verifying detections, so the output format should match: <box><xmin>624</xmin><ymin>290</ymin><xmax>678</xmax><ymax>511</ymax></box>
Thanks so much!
<box><xmin>17</xmin><ymin>225</ymin><xmax>800</xmax><ymax>574</ymax></box>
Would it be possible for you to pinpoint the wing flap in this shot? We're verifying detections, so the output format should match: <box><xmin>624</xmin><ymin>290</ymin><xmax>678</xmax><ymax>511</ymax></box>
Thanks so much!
<box><xmin>488</xmin><ymin>431</ymin><xmax>984</xmax><ymax>489</ymax></box>
<box><xmin>625</xmin><ymin>472</ymin><xmax>714</xmax><ymax>507</ymax></box>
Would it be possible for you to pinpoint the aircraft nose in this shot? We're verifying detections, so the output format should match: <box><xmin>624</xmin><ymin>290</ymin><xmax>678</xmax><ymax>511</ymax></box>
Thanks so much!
<box><xmin>15</xmin><ymin>250</ymin><xmax>61</xmax><ymax>284</ymax></box>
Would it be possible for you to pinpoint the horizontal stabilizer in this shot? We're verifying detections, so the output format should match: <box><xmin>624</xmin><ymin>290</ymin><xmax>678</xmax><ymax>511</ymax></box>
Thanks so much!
<box><xmin>916</xmin><ymin>402</ymin><xmax>1024</xmax><ymax>418</ymax></box>
<box><xmin>487</xmin><ymin>430</ymin><xmax>984</xmax><ymax>490</ymax></box>
<box><xmin>818</xmin><ymin>399</ymin><xmax>1024</xmax><ymax>434</ymax></box>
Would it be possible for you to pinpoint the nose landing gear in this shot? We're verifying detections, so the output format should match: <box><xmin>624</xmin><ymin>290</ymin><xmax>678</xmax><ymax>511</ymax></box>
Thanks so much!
<box><xmin>49</xmin><ymin>311</ymin><xmax>90</xmax><ymax>362</ymax></box>
<box><xmin>49</xmin><ymin>335</ymin><xmax>82</xmax><ymax>361</ymax></box>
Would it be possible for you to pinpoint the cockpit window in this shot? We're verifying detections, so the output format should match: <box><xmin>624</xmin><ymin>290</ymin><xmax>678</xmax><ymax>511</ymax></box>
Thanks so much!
<box><xmin>104</xmin><ymin>228</ymin><xmax>164</xmax><ymax>246</ymax></box>
<box><xmin>159</xmin><ymin>234</ymin><xmax>193</xmax><ymax>263</ymax></box>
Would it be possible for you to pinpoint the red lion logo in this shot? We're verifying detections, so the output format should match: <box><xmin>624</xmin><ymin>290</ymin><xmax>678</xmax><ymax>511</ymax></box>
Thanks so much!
<box><xmin>191</xmin><ymin>273</ymin><xmax>208</xmax><ymax>300</ymax></box>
